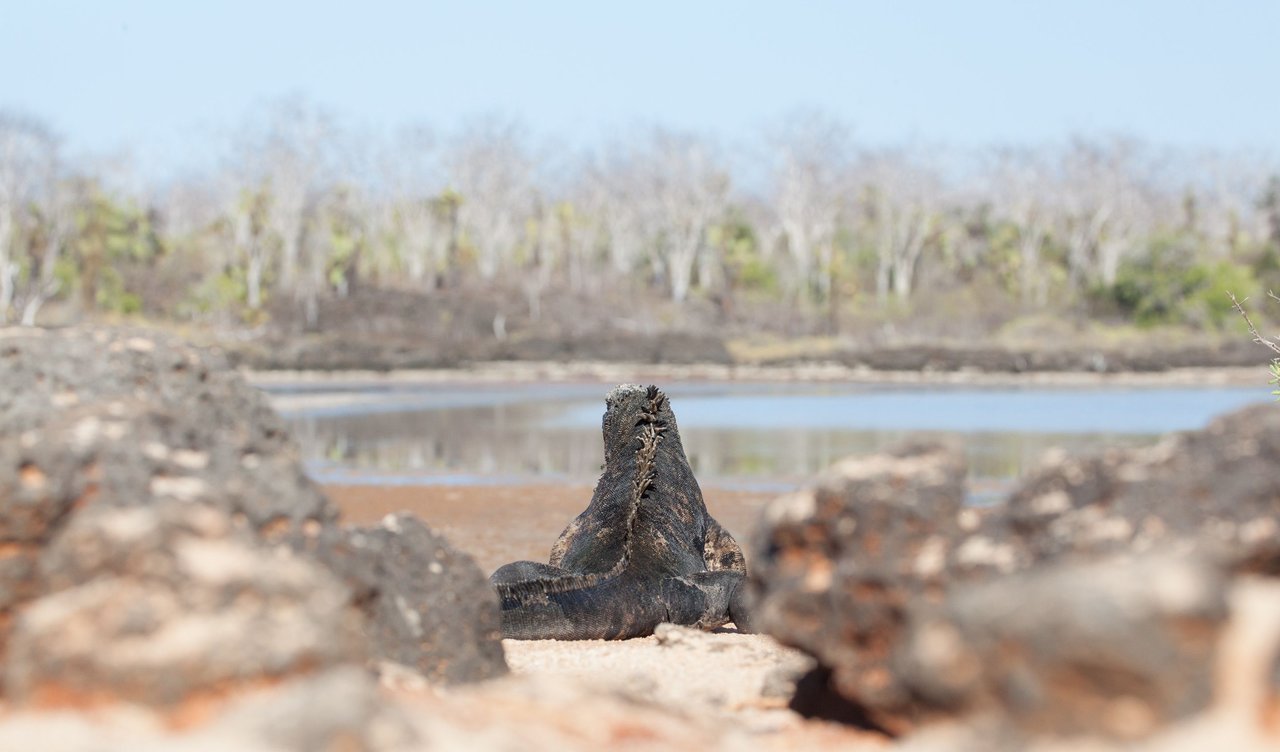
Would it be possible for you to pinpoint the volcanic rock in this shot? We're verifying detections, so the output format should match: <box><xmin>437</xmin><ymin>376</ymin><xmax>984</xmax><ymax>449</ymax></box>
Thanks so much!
<box><xmin>5</xmin><ymin>502</ymin><xmax>363</xmax><ymax>708</ymax></box>
<box><xmin>749</xmin><ymin>442</ymin><xmax>972</xmax><ymax>732</ymax></box>
<box><xmin>306</xmin><ymin>512</ymin><xmax>508</xmax><ymax>684</ymax></box>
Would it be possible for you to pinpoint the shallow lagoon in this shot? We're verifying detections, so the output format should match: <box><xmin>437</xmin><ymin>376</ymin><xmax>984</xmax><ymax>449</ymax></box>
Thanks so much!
<box><xmin>267</xmin><ymin>381</ymin><xmax>1268</xmax><ymax>501</ymax></box>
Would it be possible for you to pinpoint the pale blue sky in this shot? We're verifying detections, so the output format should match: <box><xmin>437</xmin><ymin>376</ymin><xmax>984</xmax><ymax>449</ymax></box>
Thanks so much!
<box><xmin>1</xmin><ymin>1</ymin><xmax>1275</xmax><ymax>172</ymax></box>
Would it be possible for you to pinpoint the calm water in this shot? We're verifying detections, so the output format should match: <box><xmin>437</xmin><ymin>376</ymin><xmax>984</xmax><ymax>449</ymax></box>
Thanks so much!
<box><xmin>265</xmin><ymin>381</ymin><xmax>1268</xmax><ymax>499</ymax></box>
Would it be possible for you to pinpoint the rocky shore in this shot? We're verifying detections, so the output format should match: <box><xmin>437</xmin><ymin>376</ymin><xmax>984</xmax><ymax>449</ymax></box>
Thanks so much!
<box><xmin>249</xmin><ymin>359</ymin><xmax>1265</xmax><ymax>394</ymax></box>
<box><xmin>1</xmin><ymin>325</ymin><xmax>1279</xmax><ymax>750</ymax></box>
<box><xmin>225</xmin><ymin>328</ymin><xmax>1268</xmax><ymax>379</ymax></box>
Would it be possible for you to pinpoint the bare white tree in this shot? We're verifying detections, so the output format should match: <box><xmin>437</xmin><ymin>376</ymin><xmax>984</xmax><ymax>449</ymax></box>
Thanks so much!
<box><xmin>861</xmin><ymin>148</ymin><xmax>946</xmax><ymax>301</ymax></box>
<box><xmin>231</xmin><ymin>183</ymin><xmax>272</xmax><ymax>310</ymax></box>
<box><xmin>544</xmin><ymin>151</ymin><xmax>612</xmax><ymax>296</ymax></box>
<box><xmin>16</xmin><ymin>188</ymin><xmax>74</xmax><ymax>325</ymax></box>
<box><xmin>630</xmin><ymin>128</ymin><xmax>729</xmax><ymax>303</ymax></box>
<box><xmin>581</xmin><ymin>150</ymin><xmax>647</xmax><ymax>278</ymax></box>
<box><xmin>155</xmin><ymin>174</ymin><xmax>223</xmax><ymax>244</ymax></box>
<box><xmin>1055</xmin><ymin>137</ymin><xmax>1153</xmax><ymax>289</ymax></box>
<box><xmin>227</xmin><ymin>98</ymin><xmax>342</xmax><ymax>308</ymax></box>
<box><xmin>1180</xmin><ymin>148</ymin><xmax>1275</xmax><ymax>255</ymax></box>
<box><xmin>0</xmin><ymin>112</ymin><xmax>62</xmax><ymax>323</ymax></box>
<box><xmin>444</xmin><ymin>117</ymin><xmax>536</xmax><ymax>281</ymax></box>
<box><xmin>767</xmin><ymin>112</ymin><xmax>853</xmax><ymax>301</ymax></box>
<box><xmin>987</xmin><ymin>147</ymin><xmax>1055</xmax><ymax>305</ymax></box>
<box><xmin>375</xmin><ymin>126</ymin><xmax>452</xmax><ymax>288</ymax></box>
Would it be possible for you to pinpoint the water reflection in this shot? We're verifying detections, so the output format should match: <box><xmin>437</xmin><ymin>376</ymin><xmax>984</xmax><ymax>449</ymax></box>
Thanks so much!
<box><xmin>272</xmin><ymin>381</ymin><xmax>1267</xmax><ymax>495</ymax></box>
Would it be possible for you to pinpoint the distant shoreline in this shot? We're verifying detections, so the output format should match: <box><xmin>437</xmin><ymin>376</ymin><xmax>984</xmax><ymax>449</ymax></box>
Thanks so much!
<box><xmin>246</xmin><ymin>360</ymin><xmax>1268</xmax><ymax>389</ymax></box>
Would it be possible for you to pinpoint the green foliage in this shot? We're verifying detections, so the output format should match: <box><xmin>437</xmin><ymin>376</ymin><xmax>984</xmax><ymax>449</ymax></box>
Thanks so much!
<box><xmin>54</xmin><ymin>183</ymin><xmax>165</xmax><ymax>313</ymax></box>
<box><xmin>52</xmin><ymin>258</ymin><xmax>79</xmax><ymax>296</ymax></box>
<box><xmin>94</xmin><ymin>266</ymin><xmax>142</xmax><ymax>314</ymax></box>
<box><xmin>326</xmin><ymin>231</ymin><xmax>360</xmax><ymax>288</ymax></box>
<box><xmin>1103</xmin><ymin>236</ymin><xmax>1257</xmax><ymax>328</ymax></box>
<box><xmin>710</xmin><ymin>218</ymin><xmax>777</xmax><ymax>295</ymax></box>
<box><xmin>979</xmin><ymin>220</ymin><xmax>1026</xmax><ymax>297</ymax></box>
<box><xmin>1270</xmin><ymin>361</ymin><xmax>1280</xmax><ymax>401</ymax></box>
<box><xmin>76</xmin><ymin>189</ymin><xmax>161</xmax><ymax>263</ymax></box>
<box><xmin>1246</xmin><ymin>241</ymin><xmax>1280</xmax><ymax>296</ymax></box>
<box><xmin>737</xmin><ymin>254</ymin><xmax>779</xmax><ymax>294</ymax></box>
<box><xmin>1189</xmin><ymin>261</ymin><xmax>1258</xmax><ymax>328</ymax></box>
<box><xmin>178</xmin><ymin>268</ymin><xmax>249</xmax><ymax>319</ymax></box>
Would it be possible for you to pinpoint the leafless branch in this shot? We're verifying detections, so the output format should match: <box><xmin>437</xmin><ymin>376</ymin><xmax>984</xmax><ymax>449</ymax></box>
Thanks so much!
<box><xmin>1229</xmin><ymin>291</ymin><xmax>1280</xmax><ymax>356</ymax></box>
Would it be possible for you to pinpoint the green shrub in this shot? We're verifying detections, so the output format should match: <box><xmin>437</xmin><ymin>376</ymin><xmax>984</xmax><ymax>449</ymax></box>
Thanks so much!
<box><xmin>1188</xmin><ymin>261</ymin><xmax>1257</xmax><ymax>328</ymax></box>
<box><xmin>95</xmin><ymin>267</ymin><xmax>142</xmax><ymax>315</ymax></box>
<box><xmin>177</xmin><ymin>269</ymin><xmax>248</xmax><ymax>319</ymax></box>
<box><xmin>1104</xmin><ymin>238</ymin><xmax>1257</xmax><ymax>328</ymax></box>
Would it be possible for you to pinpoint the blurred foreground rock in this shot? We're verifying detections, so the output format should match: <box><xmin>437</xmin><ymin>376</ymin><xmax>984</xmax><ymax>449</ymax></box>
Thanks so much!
<box><xmin>0</xmin><ymin>326</ymin><xmax>298</xmax><ymax>455</ymax></box>
<box><xmin>0</xmin><ymin>666</ymin><xmax>887</xmax><ymax>752</ymax></box>
<box><xmin>0</xmin><ymin>665</ymin><xmax>419</xmax><ymax>752</ymax></box>
<box><xmin>0</xmin><ymin>327</ymin><xmax>334</xmax><ymax>537</ymax></box>
<box><xmin>749</xmin><ymin>442</ymin><xmax>981</xmax><ymax>732</ymax></box>
<box><xmin>0</xmin><ymin>327</ymin><xmax>334</xmax><ymax>667</ymax></box>
<box><xmin>898</xmin><ymin>553</ymin><xmax>1227</xmax><ymax>739</ymax></box>
<box><xmin>899</xmin><ymin>577</ymin><xmax>1280</xmax><ymax>752</ymax></box>
<box><xmin>752</xmin><ymin>403</ymin><xmax>1280</xmax><ymax>746</ymax></box>
<box><xmin>5</xmin><ymin>502</ymin><xmax>364</xmax><ymax>708</ymax></box>
<box><xmin>306</xmin><ymin>512</ymin><xmax>508</xmax><ymax>684</ymax></box>
<box><xmin>1006</xmin><ymin>404</ymin><xmax>1280</xmax><ymax>572</ymax></box>
<box><xmin>0</xmin><ymin>326</ymin><xmax>514</xmax><ymax>748</ymax></box>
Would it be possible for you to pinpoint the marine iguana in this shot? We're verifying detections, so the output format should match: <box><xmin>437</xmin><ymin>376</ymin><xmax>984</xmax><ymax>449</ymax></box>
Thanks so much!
<box><xmin>489</xmin><ymin>384</ymin><xmax>754</xmax><ymax>640</ymax></box>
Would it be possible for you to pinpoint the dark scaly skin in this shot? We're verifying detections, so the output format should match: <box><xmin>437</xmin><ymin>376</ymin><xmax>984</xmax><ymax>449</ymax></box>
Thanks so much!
<box><xmin>489</xmin><ymin>384</ymin><xmax>754</xmax><ymax>640</ymax></box>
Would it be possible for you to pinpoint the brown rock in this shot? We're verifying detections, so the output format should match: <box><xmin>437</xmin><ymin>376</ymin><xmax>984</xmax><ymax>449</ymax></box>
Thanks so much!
<box><xmin>0</xmin><ymin>327</ymin><xmax>334</xmax><ymax>658</ymax></box>
<box><xmin>897</xmin><ymin>553</ymin><xmax>1228</xmax><ymax>740</ymax></box>
<box><xmin>0</xmin><ymin>667</ymin><xmax>418</xmax><ymax>752</ymax></box>
<box><xmin>1007</xmin><ymin>404</ymin><xmax>1280</xmax><ymax>572</ymax></box>
<box><xmin>0</xmin><ymin>326</ymin><xmax>511</xmax><ymax>698</ymax></box>
<box><xmin>752</xmin><ymin>403</ymin><xmax>1280</xmax><ymax>741</ymax></box>
<box><xmin>0</xmin><ymin>397</ymin><xmax>332</xmax><ymax>537</ymax></box>
<box><xmin>0</xmin><ymin>327</ymin><xmax>288</xmax><ymax>447</ymax></box>
<box><xmin>749</xmin><ymin>442</ymin><xmax>971</xmax><ymax>732</ymax></box>
<box><xmin>306</xmin><ymin>512</ymin><xmax>508</xmax><ymax>684</ymax></box>
<box><xmin>4</xmin><ymin>502</ymin><xmax>364</xmax><ymax>708</ymax></box>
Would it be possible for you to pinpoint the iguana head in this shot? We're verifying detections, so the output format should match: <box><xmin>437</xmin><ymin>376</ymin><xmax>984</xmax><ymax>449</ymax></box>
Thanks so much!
<box><xmin>601</xmin><ymin>384</ymin><xmax>675</xmax><ymax>462</ymax></box>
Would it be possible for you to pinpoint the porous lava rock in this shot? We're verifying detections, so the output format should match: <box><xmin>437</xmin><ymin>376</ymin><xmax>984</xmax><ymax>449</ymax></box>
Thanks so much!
<box><xmin>896</xmin><ymin>552</ymin><xmax>1228</xmax><ymax>740</ymax></box>
<box><xmin>1006</xmin><ymin>403</ymin><xmax>1280</xmax><ymax>573</ymax></box>
<box><xmin>0</xmin><ymin>325</ymin><xmax>506</xmax><ymax>694</ymax></box>
<box><xmin>306</xmin><ymin>512</ymin><xmax>508</xmax><ymax>684</ymax></box>
<box><xmin>4</xmin><ymin>502</ymin><xmax>364</xmax><ymax>709</ymax></box>
<box><xmin>753</xmin><ymin>403</ymin><xmax>1280</xmax><ymax>741</ymax></box>
<box><xmin>0</xmin><ymin>327</ymin><xmax>335</xmax><ymax>664</ymax></box>
<box><xmin>749</xmin><ymin>442</ymin><xmax>975</xmax><ymax>733</ymax></box>
<box><xmin>0</xmin><ymin>327</ymin><xmax>284</xmax><ymax>439</ymax></box>
<box><xmin>0</xmin><ymin>326</ymin><xmax>332</xmax><ymax>531</ymax></box>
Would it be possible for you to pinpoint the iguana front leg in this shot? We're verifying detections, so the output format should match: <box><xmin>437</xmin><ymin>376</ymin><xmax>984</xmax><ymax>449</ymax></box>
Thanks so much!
<box><xmin>702</xmin><ymin>519</ymin><xmax>747</xmax><ymax>573</ymax></box>
<box><xmin>660</xmin><ymin>570</ymin><xmax>755</xmax><ymax>633</ymax></box>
